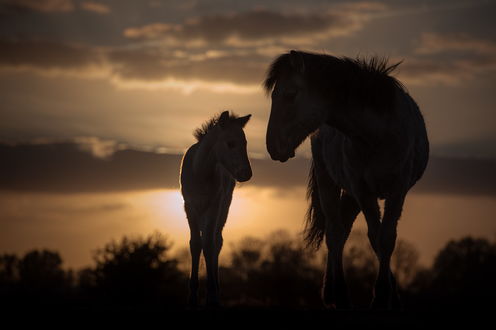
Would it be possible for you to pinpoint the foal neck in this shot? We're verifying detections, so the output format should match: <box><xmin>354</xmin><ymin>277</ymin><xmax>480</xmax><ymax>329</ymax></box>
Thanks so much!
<box><xmin>193</xmin><ymin>129</ymin><xmax>221</xmax><ymax>179</ymax></box>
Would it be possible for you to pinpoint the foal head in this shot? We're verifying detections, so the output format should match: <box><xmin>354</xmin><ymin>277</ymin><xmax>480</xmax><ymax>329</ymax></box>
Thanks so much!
<box><xmin>214</xmin><ymin>111</ymin><xmax>252</xmax><ymax>182</ymax></box>
<box><xmin>264</xmin><ymin>51</ymin><xmax>327</xmax><ymax>162</ymax></box>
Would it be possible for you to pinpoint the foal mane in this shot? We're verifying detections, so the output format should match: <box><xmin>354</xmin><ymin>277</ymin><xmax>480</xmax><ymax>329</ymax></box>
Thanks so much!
<box><xmin>193</xmin><ymin>111</ymin><xmax>240</xmax><ymax>142</ymax></box>
<box><xmin>264</xmin><ymin>51</ymin><xmax>405</xmax><ymax>112</ymax></box>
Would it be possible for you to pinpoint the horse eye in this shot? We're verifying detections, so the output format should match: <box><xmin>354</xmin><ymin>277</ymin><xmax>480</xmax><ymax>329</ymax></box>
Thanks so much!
<box><xmin>227</xmin><ymin>141</ymin><xmax>236</xmax><ymax>149</ymax></box>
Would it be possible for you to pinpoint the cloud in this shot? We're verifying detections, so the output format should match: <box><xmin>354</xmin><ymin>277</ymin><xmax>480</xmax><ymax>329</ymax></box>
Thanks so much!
<box><xmin>398</xmin><ymin>56</ymin><xmax>496</xmax><ymax>86</ymax></box>
<box><xmin>415</xmin><ymin>32</ymin><xmax>496</xmax><ymax>55</ymax></box>
<box><xmin>79</xmin><ymin>1</ymin><xmax>110</xmax><ymax>14</ymax></box>
<box><xmin>397</xmin><ymin>33</ymin><xmax>496</xmax><ymax>86</ymax></box>
<box><xmin>0</xmin><ymin>5</ymin><xmax>389</xmax><ymax>92</ymax></box>
<box><xmin>0</xmin><ymin>39</ymin><xmax>103</xmax><ymax>74</ymax></box>
<box><xmin>0</xmin><ymin>38</ymin><xmax>268</xmax><ymax>92</ymax></box>
<box><xmin>106</xmin><ymin>47</ymin><xmax>267</xmax><ymax>85</ymax></box>
<box><xmin>1</xmin><ymin>0</ymin><xmax>75</xmax><ymax>12</ymax></box>
<box><xmin>123</xmin><ymin>7</ymin><xmax>381</xmax><ymax>47</ymax></box>
<box><xmin>0</xmin><ymin>140</ymin><xmax>494</xmax><ymax>195</ymax></box>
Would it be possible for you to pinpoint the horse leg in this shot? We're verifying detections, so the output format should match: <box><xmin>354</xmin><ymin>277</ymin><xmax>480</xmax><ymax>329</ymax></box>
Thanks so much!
<box><xmin>213</xmin><ymin>230</ymin><xmax>223</xmax><ymax>293</ymax></box>
<box><xmin>372</xmin><ymin>194</ymin><xmax>405</xmax><ymax>310</ymax></box>
<box><xmin>318</xmin><ymin>183</ymin><xmax>346</xmax><ymax>308</ymax></box>
<box><xmin>202</xmin><ymin>206</ymin><xmax>221</xmax><ymax>308</ymax></box>
<box><xmin>357</xmin><ymin>194</ymin><xmax>383</xmax><ymax>307</ymax></box>
<box><xmin>212</xmin><ymin>197</ymin><xmax>230</xmax><ymax>299</ymax></box>
<box><xmin>340</xmin><ymin>191</ymin><xmax>361</xmax><ymax>245</ymax></box>
<box><xmin>186</xmin><ymin>206</ymin><xmax>201</xmax><ymax>308</ymax></box>
<box><xmin>329</xmin><ymin>192</ymin><xmax>360</xmax><ymax>309</ymax></box>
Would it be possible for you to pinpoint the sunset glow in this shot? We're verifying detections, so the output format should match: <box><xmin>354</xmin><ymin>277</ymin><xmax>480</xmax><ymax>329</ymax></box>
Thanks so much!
<box><xmin>0</xmin><ymin>0</ymin><xmax>495</xmax><ymax>290</ymax></box>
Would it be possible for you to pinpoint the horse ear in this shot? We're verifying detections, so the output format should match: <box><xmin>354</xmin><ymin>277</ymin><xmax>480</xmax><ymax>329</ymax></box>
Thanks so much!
<box><xmin>218</xmin><ymin>110</ymin><xmax>230</xmax><ymax>128</ymax></box>
<box><xmin>236</xmin><ymin>114</ymin><xmax>251</xmax><ymax>128</ymax></box>
<box><xmin>289</xmin><ymin>50</ymin><xmax>305</xmax><ymax>74</ymax></box>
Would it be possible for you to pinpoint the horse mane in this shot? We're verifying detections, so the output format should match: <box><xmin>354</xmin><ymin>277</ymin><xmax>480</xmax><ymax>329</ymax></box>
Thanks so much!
<box><xmin>264</xmin><ymin>51</ymin><xmax>405</xmax><ymax>112</ymax></box>
<box><xmin>193</xmin><ymin>111</ymin><xmax>240</xmax><ymax>141</ymax></box>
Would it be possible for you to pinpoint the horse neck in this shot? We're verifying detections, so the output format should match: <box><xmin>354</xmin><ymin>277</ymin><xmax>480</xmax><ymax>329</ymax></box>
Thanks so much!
<box><xmin>324</xmin><ymin>99</ymin><xmax>387</xmax><ymax>147</ymax></box>
<box><xmin>320</xmin><ymin>64</ymin><xmax>397</xmax><ymax>144</ymax></box>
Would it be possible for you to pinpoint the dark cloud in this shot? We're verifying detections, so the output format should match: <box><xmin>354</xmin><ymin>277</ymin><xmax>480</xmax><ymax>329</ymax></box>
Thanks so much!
<box><xmin>123</xmin><ymin>9</ymin><xmax>360</xmax><ymax>46</ymax></box>
<box><xmin>1</xmin><ymin>0</ymin><xmax>75</xmax><ymax>13</ymax></box>
<box><xmin>0</xmin><ymin>2</ymin><xmax>495</xmax><ymax>91</ymax></box>
<box><xmin>0</xmin><ymin>39</ymin><xmax>101</xmax><ymax>71</ymax></box>
<box><xmin>0</xmin><ymin>38</ymin><xmax>267</xmax><ymax>85</ymax></box>
<box><xmin>0</xmin><ymin>141</ymin><xmax>494</xmax><ymax>195</ymax></box>
<box><xmin>396</xmin><ymin>33</ymin><xmax>496</xmax><ymax>85</ymax></box>
<box><xmin>415</xmin><ymin>32</ymin><xmax>496</xmax><ymax>55</ymax></box>
<box><xmin>107</xmin><ymin>48</ymin><xmax>266</xmax><ymax>84</ymax></box>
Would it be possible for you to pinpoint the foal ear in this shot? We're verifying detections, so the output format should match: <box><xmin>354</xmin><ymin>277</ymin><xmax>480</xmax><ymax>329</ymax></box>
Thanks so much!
<box><xmin>289</xmin><ymin>50</ymin><xmax>305</xmax><ymax>75</ymax></box>
<box><xmin>218</xmin><ymin>110</ymin><xmax>230</xmax><ymax>128</ymax></box>
<box><xmin>236</xmin><ymin>114</ymin><xmax>251</xmax><ymax>128</ymax></box>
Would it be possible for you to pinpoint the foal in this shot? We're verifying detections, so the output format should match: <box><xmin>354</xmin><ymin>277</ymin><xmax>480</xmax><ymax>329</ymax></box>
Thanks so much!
<box><xmin>180</xmin><ymin>110</ymin><xmax>252</xmax><ymax>307</ymax></box>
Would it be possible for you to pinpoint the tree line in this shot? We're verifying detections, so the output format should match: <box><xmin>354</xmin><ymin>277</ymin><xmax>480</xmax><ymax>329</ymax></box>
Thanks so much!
<box><xmin>1</xmin><ymin>230</ymin><xmax>495</xmax><ymax>311</ymax></box>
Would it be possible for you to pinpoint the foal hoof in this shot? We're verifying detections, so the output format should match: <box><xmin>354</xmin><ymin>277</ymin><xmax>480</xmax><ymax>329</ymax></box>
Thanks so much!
<box><xmin>206</xmin><ymin>299</ymin><xmax>222</xmax><ymax>310</ymax></box>
<box><xmin>323</xmin><ymin>297</ymin><xmax>353</xmax><ymax>310</ymax></box>
<box><xmin>370</xmin><ymin>295</ymin><xmax>393</xmax><ymax>311</ymax></box>
<box><xmin>187</xmin><ymin>298</ymin><xmax>199</xmax><ymax>310</ymax></box>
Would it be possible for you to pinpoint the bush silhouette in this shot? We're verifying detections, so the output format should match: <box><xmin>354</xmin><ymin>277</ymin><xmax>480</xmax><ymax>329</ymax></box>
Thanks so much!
<box><xmin>430</xmin><ymin>237</ymin><xmax>496</xmax><ymax>306</ymax></box>
<box><xmin>91</xmin><ymin>232</ymin><xmax>186</xmax><ymax>307</ymax></box>
<box><xmin>1</xmin><ymin>230</ymin><xmax>495</xmax><ymax>312</ymax></box>
<box><xmin>222</xmin><ymin>231</ymin><xmax>322</xmax><ymax>307</ymax></box>
<box><xmin>18</xmin><ymin>250</ymin><xmax>67</xmax><ymax>292</ymax></box>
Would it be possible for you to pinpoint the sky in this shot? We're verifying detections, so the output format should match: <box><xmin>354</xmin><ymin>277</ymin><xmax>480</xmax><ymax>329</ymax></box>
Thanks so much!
<box><xmin>0</xmin><ymin>0</ymin><xmax>495</xmax><ymax>269</ymax></box>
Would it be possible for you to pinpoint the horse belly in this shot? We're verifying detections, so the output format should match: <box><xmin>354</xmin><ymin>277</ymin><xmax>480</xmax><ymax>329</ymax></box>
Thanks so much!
<box><xmin>320</xmin><ymin>127</ymin><xmax>396</xmax><ymax>198</ymax></box>
<box><xmin>319</xmin><ymin>127</ymin><xmax>355</xmax><ymax>193</ymax></box>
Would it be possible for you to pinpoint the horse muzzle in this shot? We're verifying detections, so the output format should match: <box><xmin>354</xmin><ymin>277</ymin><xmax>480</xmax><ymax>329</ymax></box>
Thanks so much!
<box><xmin>235</xmin><ymin>168</ymin><xmax>252</xmax><ymax>182</ymax></box>
<box><xmin>268</xmin><ymin>149</ymin><xmax>295</xmax><ymax>163</ymax></box>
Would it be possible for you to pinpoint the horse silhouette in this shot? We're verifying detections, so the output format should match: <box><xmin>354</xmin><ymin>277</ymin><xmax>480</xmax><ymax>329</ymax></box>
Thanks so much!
<box><xmin>180</xmin><ymin>110</ymin><xmax>252</xmax><ymax>307</ymax></box>
<box><xmin>264</xmin><ymin>50</ymin><xmax>429</xmax><ymax>310</ymax></box>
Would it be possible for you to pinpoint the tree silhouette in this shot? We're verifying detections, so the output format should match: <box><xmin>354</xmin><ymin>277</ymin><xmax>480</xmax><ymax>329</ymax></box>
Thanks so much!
<box><xmin>223</xmin><ymin>231</ymin><xmax>322</xmax><ymax>307</ymax></box>
<box><xmin>91</xmin><ymin>232</ymin><xmax>186</xmax><ymax>307</ymax></box>
<box><xmin>391</xmin><ymin>239</ymin><xmax>420</xmax><ymax>289</ymax></box>
<box><xmin>18</xmin><ymin>250</ymin><xmax>68</xmax><ymax>293</ymax></box>
<box><xmin>430</xmin><ymin>237</ymin><xmax>496</xmax><ymax>307</ymax></box>
<box><xmin>2</xmin><ymin>229</ymin><xmax>495</xmax><ymax>313</ymax></box>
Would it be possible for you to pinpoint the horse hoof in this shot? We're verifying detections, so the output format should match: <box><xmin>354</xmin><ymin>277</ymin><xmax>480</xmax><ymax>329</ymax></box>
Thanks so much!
<box><xmin>370</xmin><ymin>296</ymin><xmax>392</xmax><ymax>311</ymax></box>
<box><xmin>187</xmin><ymin>299</ymin><xmax>199</xmax><ymax>310</ymax></box>
<box><xmin>324</xmin><ymin>299</ymin><xmax>353</xmax><ymax>310</ymax></box>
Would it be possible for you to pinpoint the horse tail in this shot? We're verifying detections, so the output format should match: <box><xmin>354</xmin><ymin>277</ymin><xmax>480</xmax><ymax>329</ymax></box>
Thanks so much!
<box><xmin>304</xmin><ymin>136</ymin><xmax>326</xmax><ymax>250</ymax></box>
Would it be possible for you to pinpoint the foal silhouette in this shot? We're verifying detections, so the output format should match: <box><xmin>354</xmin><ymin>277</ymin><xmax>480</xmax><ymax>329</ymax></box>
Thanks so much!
<box><xmin>265</xmin><ymin>51</ymin><xmax>429</xmax><ymax>310</ymax></box>
<box><xmin>180</xmin><ymin>110</ymin><xmax>252</xmax><ymax>307</ymax></box>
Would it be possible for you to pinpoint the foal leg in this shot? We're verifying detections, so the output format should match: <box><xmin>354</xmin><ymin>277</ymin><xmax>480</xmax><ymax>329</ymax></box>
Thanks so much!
<box><xmin>202</xmin><ymin>204</ymin><xmax>222</xmax><ymax>307</ymax></box>
<box><xmin>372</xmin><ymin>194</ymin><xmax>405</xmax><ymax>310</ymax></box>
<box><xmin>213</xmin><ymin>231</ymin><xmax>223</xmax><ymax>294</ymax></box>
<box><xmin>186</xmin><ymin>206</ymin><xmax>201</xmax><ymax>308</ymax></box>
<box><xmin>212</xmin><ymin>197</ymin><xmax>231</xmax><ymax>299</ymax></box>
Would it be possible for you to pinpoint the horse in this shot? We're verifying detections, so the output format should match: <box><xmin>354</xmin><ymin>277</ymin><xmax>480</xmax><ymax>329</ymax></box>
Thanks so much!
<box><xmin>180</xmin><ymin>110</ymin><xmax>252</xmax><ymax>307</ymax></box>
<box><xmin>264</xmin><ymin>50</ymin><xmax>429</xmax><ymax>310</ymax></box>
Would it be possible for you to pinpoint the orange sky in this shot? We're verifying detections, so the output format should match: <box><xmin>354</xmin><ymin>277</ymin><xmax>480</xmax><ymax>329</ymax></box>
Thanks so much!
<box><xmin>0</xmin><ymin>188</ymin><xmax>495</xmax><ymax>269</ymax></box>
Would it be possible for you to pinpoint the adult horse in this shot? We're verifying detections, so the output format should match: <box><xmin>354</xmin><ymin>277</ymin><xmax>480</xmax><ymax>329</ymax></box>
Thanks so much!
<box><xmin>181</xmin><ymin>110</ymin><xmax>252</xmax><ymax>307</ymax></box>
<box><xmin>264</xmin><ymin>51</ymin><xmax>429</xmax><ymax>309</ymax></box>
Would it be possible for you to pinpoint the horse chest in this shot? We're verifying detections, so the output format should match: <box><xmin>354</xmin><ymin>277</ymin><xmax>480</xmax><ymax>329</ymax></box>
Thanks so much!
<box><xmin>183</xmin><ymin>174</ymin><xmax>234</xmax><ymax>214</ymax></box>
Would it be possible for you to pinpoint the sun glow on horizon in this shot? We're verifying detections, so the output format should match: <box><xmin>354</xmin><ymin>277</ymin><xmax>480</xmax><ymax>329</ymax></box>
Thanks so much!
<box><xmin>148</xmin><ymin>190</ymin><xmax>186</xmax><ymax>225</ymax></box>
